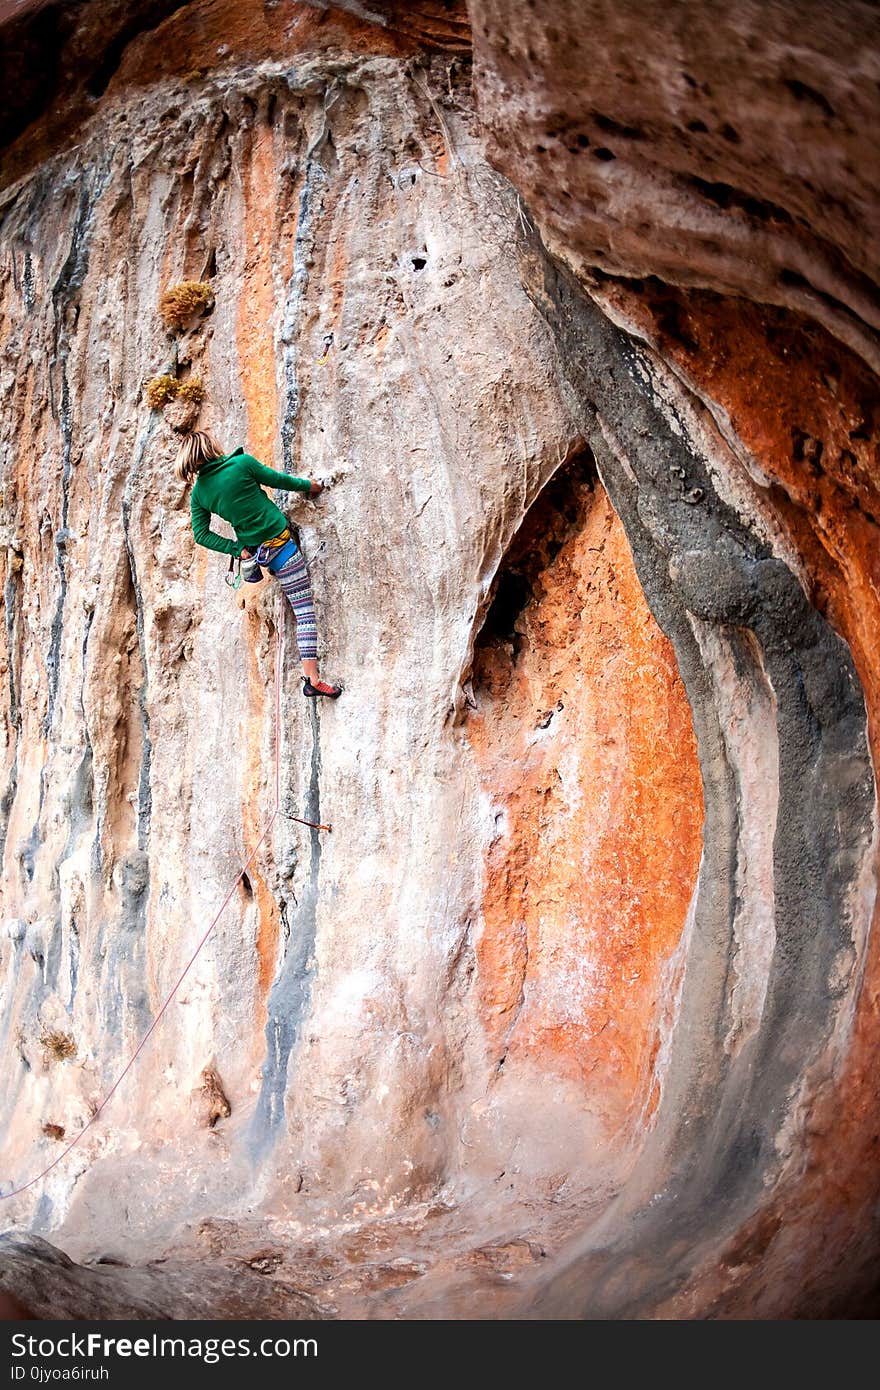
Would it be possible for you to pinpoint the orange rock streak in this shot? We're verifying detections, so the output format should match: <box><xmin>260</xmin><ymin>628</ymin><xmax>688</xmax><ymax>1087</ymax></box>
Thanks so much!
<box><xmin>235</xmin><ymin>124</ymin><xmax>286</xmax><ymax>1008</ymax></box>
<box><xmin>468</xmin><ymin>477</ymin><xmax>703</xmax><ymax>1137</ymax></box>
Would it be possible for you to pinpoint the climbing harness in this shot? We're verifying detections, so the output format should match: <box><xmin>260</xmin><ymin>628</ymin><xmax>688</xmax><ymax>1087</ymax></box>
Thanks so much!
<box><xmin>0</xmin><ymin>593</ymin><xmax>331</xmax><ymax>1202</ymax></box>
<box><xmin>258</xmin><ymin>535</ymin><xmax>299</xmax><ymax>573</ymax></box>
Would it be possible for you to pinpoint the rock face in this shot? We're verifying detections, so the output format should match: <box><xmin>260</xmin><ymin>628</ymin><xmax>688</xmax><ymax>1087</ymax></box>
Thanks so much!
<box><xmin>0</xmin><ymin>0</ymin><xmax>877</xmax><ymax>1319</ymax></box>
<box><xmin>470</xmin><ymin>0</ymin><xmax>880</xmax><ymax>1317</ymax></box>
<box><xmin>471</xmin><ymin>0</ymin><xmax>880</xmax><ymax>368</ymax></box>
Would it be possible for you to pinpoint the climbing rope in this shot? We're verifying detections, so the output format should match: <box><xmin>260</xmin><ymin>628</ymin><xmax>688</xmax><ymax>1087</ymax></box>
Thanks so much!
<box><xmin>1</xmin><ymin>595</ymin><xmax>330</xmax><ymax>1201</ymax></box>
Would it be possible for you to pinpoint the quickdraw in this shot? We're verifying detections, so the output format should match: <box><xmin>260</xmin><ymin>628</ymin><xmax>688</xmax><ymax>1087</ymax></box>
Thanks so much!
<box><xmin>226</xmin><ymin>553</ymin><xmax>242</xmax><ymax>589</ymax></box>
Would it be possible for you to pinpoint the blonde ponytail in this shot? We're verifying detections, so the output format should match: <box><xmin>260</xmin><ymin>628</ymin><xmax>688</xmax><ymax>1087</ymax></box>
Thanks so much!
<box><xmin>175</xmin><ymin>430</ymin><xmax>225</xmax><ymax>484</ymax></box>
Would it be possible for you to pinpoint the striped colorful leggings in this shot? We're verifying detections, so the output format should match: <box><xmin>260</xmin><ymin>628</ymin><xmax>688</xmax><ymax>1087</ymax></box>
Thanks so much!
<box><xmin>255</xmin><ymin>535</ymin><xmax>318</xmax><ymax>661</ymax></box>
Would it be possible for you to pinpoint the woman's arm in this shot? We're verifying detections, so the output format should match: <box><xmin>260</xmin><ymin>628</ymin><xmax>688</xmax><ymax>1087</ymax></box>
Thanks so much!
<box><xmin>245</xmin><ymin>456</ymin><xmax>313</xmax><ymax>493</ymax></box>
<box><xmin>190</xmin><ymin>494</ymin><xmax>241</xmax><ymax>555</ymax></box>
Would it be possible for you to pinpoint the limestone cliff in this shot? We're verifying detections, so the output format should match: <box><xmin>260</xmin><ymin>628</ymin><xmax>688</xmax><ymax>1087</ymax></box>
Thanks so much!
<box><xmin>0</xmin><ymin>0</ymin><xmax>877</xmax><ymax>1318</ymax></box>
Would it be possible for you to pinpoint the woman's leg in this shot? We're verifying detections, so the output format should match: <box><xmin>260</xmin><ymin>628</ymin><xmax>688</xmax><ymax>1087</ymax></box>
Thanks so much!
<box><xmin>272</xmin><ymin>545</ymin><xmax>341</xmax><ymax>696</ymax></box>
<box><xmin>274</xmin><ymin>546</ymin><xmax>318</xmax><ymax>663</ymax></box>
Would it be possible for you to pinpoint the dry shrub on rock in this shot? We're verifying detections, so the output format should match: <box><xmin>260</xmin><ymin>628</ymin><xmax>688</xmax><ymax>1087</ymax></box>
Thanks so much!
<box><xmin>159</xmin><ymin>281</ymin><xmax>214</xmax><ymax>332</ymax></box>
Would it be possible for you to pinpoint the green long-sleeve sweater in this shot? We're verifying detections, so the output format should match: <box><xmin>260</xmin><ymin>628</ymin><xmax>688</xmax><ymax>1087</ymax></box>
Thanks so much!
<box><xmin>190</xmin><ymin>448</ymin><xmax>311</xmax><ymax>555</ymax></box>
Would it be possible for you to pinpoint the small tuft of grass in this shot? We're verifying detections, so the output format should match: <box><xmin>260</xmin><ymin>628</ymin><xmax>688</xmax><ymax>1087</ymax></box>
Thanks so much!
<box><xmin>40</xmin><ymin>1028</ymin><xmax>76</xmax><ymax>1064</ymax></box>
<box><xmin>176</xmin><ymin>378</ymin><xmax>205</xmax><ymax>404</ymax></box>
<box><xmin>42</xmin><ymin>1122</ymin><xmax>66</xmax><ymax>1141</ymax></box>
<box><xmin>144</xmin><ymin>374</ymin><xmax>180</xmax><ymax>409</ymax></box>
<box><xmin>159</xmin><ymin>280</ymin><xmax>214</xmax><ymax>332</ymax></box>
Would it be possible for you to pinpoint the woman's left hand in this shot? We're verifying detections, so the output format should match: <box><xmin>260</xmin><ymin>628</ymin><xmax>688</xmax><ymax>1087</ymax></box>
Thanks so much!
<box><xmin>308</xmin><ymin>479</ymin><xmax>324</xmax><ymax>496</ymax></box>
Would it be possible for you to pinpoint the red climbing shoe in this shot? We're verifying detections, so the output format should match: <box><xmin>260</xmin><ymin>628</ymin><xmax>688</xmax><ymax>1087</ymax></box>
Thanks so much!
<box><xmin>302</xmin><ymin>677</ymin><xmax>342</xmax><ymax>699</ymax></box>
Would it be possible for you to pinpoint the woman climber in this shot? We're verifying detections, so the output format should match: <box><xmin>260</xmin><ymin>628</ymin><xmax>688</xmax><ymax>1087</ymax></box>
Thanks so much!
<box><xmin>176</xmin><ymin>430</ymin><xmax>342</xmax><ymax>699</ymax></box>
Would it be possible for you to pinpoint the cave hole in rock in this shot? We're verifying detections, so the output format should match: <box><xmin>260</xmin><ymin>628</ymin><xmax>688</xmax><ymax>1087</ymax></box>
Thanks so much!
<box><xmin>473</xmin><ymin>447</ymin><xmax>598</xmax><ymax>694</ymax></box>
<box><xmin>780</xmin><ymin>267</ymin><xmax>810</xmax><ymax>289</ymax></box>
<box><xmin>592</xmin><ymin>112</ymin><xmax>645</xmax><ymax>140</ymax></box>
<box><xmin>689</xmin><ymin>177</ymin><xmax>794</xmax><ymax>225</ymax></box>
<box><xmin>784</xmin><ymin>78</ymin><xmax>836</xmax><ymax>119</ymax></box>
